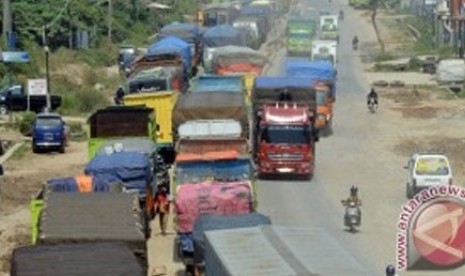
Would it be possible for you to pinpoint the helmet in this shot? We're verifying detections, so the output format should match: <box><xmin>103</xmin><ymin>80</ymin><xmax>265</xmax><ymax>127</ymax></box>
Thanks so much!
<box><xmin>350</xmin><ymin>185</ymin><xmax>358</xmax><ymax>194</ymax></box>
<box><xmin>385</xmin><ymin>265</ymin><xmax>396</xmax><ymax>275</ymax></box>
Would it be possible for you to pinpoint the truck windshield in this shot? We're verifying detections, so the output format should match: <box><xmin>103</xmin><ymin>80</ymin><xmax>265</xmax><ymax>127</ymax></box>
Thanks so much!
<box><xmin>36</xmin><ymin>117</ymin><xmax>62</xmax><ymax>127</ymax></box>
<box><xmin>288</xmin><ymin>33</ymin><xmax>310</xmax><ymax>40</ymax></box>
<box><xmin>415</xmin><ymin>157</ymin><xmax>450</xmax><ymax>176</ymax></box>
<box><xmin>316</xmin><ymin>91</ymin><xmax>327</xmax><ymax>105</ymax></box>
<box><xmin>262</xmin><ymin>125</ymin><xmax>309</xmax><ymax>144</ymax></box>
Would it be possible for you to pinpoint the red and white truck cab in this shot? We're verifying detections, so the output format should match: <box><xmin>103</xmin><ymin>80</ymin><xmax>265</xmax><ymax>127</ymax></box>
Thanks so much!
<box><xmin>256</xmin><ymin>103</ymin><xmax>317</xmax><ymax>177</ymax></box>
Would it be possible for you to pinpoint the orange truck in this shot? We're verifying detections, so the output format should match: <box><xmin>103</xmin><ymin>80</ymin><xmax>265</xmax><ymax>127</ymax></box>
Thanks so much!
<box><xmin>211</xmin><ymin>45</ymin><xmax>268</xmax><ymax>103</ymax></box>
<box><xmin>285</xmin><ymin>60</ymin><xmax>337</xmax><ymax>132</ymax></box>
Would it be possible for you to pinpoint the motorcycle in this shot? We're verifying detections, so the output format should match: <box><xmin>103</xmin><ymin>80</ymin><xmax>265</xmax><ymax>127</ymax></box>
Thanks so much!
<box><xmin>352</xmin><ymin>42</ymin><xmax>358</xmax><ymax>51</ymax></box>
<box><xmin>342</xmin><ymin>201</ymin><xmax>361</xmax><ymax>233</ymax></box>
<box><xmin>367</xmin><ymin>97</ymin><xmax>376</xmax><ymax>113</ymax></box>
<box><xmin>339</xmin><ymin>11</ymin><xmax>344</xmax><ymax>21</ymax></box>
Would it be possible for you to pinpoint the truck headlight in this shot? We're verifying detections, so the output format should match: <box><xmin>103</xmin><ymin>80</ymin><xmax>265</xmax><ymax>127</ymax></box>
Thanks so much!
<box><xmin>317</xmin><ymin>114</ymin><xmax>326</xmax><ymax>121</ymax></box>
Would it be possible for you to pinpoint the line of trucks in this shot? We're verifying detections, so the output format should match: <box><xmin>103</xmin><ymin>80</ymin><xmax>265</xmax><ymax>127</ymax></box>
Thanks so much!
<box><xmin>7</xmin><ymin>1</ymin><xmax>369</xmax><ymax>276</ymax></box>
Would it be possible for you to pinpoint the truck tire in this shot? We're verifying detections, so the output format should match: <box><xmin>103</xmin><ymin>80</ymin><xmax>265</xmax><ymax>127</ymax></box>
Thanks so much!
<box><xmin>0</xmin><ymin>105</ymin><xmax>8</xmax><ymax>115</ymax></box>
<box><xmin>406</xmin><ymin>183</ymin><xmax>413</xmax><ymax>199</ymax></box>
<box><xmin>59</xmin><ymin>145</ymin><xmax>65</xmax><ymax>154</ymax></box>
<box><xmin>32</xmin><ymin>141</ymin><xmax>39</xmax><ymax>154</ymax></box>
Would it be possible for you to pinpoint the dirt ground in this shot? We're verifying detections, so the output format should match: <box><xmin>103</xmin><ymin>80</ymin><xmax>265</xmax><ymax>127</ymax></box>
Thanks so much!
<box><xmin>0</xmin><ymin>140</ymin><xmax>87</xmax><ymax>274</ymax></box>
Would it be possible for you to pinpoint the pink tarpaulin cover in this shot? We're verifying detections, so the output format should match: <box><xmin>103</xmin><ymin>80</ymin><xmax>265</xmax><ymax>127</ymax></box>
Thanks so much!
<box><xmin>175</xmin><ymin>181</ymin><xmax>252</xmax><ymax>233</ymax></box>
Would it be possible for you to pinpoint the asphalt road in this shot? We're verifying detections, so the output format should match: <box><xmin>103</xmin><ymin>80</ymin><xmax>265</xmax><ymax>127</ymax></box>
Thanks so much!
<box><xmin>259</xmin><ymin>0</ymin><xmax>465</xmax><ymax>275</ymax></box>
<box><xmin>258</xmin><ymin>0</ymin><xmax>393</xmax><ymax>274</ymax></box>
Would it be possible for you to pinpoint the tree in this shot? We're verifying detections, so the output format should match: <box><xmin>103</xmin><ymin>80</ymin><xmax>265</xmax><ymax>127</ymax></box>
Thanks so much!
<box><xmin>369</xmin><ymin>0</ymin><xmax>385</xmax><ymax>52</ymax></box>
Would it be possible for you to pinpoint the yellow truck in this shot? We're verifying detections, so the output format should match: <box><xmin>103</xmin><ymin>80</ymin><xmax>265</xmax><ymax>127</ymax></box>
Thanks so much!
<box><xmin>124</xmin><ymin>91</ymin><xmax>178</xmax><ymax>163</ymax></box>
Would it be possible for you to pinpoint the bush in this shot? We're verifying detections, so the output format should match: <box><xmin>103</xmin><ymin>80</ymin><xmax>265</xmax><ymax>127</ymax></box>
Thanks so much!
<box><xmin>15</xmin><ymin>112</ymin><xmax>36</xmax><ymax>136</ymax></box>
<box><xmin>77</xmin><ymin>39</ymin><xmax>118</xmax><ymax>67</ymax></box>
<box><xmin>53</xmin><ymin>75</ymin><xmax>109</xmax><ymax>115</ymax></box>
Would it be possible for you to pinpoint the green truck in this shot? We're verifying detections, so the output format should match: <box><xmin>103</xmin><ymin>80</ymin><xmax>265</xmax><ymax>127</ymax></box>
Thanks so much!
<box><xmin>319</xmin><ymin>15</ymin><xmax>339</xmax><ymax>41</ymax></box>
<box><xmin>349</xmin><ymin>0</ymin><xmax>370</xmax><ymax>9</ymax></box>
<box><xmin>286</xmin><ymin>18</ymin><xmax>316</xmax><ymax>57</ymax></box>
<box><xmin>87</xmin><ymin>106</ymin><xmax>157</xmax><ymax>160</ymax></box>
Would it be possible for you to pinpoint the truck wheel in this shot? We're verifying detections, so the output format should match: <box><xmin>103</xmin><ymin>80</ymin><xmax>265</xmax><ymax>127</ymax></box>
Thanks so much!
<box><xmin>32</xmin><ymin>144</ymin><xmax>39</xmax><ymax>154</ymax></box>
<box><xmin>406</xmin><ymin>184</ymin><xmax>413</xmax><ymax>199</ymax></box>
<box><xmin>59</xmin><ymin>145</ymin><xmax>65</xmax><ymax>154</ymax></box>
<box><xmin>0</xmin><ymin>105</ymin><xmax>8</xmax><ymax>115</ymax></box>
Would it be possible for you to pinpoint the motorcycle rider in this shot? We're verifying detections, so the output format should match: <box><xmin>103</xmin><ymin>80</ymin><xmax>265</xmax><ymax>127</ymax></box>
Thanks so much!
<box><xmin>367</xmin><ymin>88</ymin><xmax>378</xmax><ymax>109</ymax></box>
<box><xmin>352</xmin><ymin>35</ymin><xmax>359</xmax><ymax>49</ymax></box>
<box><xmin>114</xmin><ymin>86</ymin><xmax>125</xmax><ymax>105</ymax></box>
<box><xmin>339</xmin><ymin>10</ymin><xmax>344</xmax><ymax>20</ymax></box>
<box><xmin>342</xmin><ymin>185</ymin><xmax>362</xmax><ymax>225</ymax></box>
<box><xmin>342</xmin><ymin>185</ymin><xmax>362</xmax><ymax>207</ymax></box>
<box><xmin>385</xmin><ymin>265</ymin><xmax>398</xmax><ymax>276</ymax></box>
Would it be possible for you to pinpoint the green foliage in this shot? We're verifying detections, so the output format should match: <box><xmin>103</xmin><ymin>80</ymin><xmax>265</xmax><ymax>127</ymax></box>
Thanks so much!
<box><xmin>77</xmin><ymin>38</ymin><xmax>118</xmax><ymax>67</ymax></box>
<box><xmin>53</xmin><ymin>75</ymin><xmax>109</xmax><ymax>115</ymax></box>
<box><xmin>374</xmin><ymin>51</ymin><xmax>395</xmax><ymax>62</ymax></box>
<box><xmin>15</xmin><ymin>112</ymin><xmax>36</xmax><ymax>136</ymax></box>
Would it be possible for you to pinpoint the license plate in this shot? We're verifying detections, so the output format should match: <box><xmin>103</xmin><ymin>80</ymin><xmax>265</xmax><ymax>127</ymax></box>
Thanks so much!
<box><xmin>277</xmin><ymin>168</ymin><xmax>294</xmax><ymax>173</ymax></box>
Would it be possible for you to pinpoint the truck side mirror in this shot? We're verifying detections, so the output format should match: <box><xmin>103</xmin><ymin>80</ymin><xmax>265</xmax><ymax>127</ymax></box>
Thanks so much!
<box><xmin>156</xmin><ymin>124</ymin><xmax>160</xmax><ymax>131</ymax></box>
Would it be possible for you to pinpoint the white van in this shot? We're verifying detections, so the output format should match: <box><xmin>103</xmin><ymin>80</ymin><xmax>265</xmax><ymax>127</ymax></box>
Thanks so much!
<box><xmin>405</xmin><ymin>153</ymin><xmax>453</xmax><ymax>198</ymax></box>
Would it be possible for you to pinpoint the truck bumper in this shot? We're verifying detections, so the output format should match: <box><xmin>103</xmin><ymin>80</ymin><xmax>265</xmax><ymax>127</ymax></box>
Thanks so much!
<box><xmin>34</xmin><ymin>142</ymin><xmax>62</xmax><ymax>147</ymax></box>
<box><xmin>259</xmin><ymin>161</ymin><xmax>313</xmax><ymax>175</ymax></box>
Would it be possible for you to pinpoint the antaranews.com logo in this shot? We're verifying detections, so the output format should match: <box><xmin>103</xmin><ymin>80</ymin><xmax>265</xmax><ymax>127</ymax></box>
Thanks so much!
<box><xmin>397</xmin><ymin>185</ymin><xmax>465</xmax><ymax>271</ymax></box>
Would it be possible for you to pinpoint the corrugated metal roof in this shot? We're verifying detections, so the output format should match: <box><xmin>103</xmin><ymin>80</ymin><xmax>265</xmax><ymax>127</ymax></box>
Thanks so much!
<box><xmin>204</xmin><ymin>226</ymin><xmax>371</xmax><ymax>276</ymax></box>
<box><xmin>39</xmin><ymin>193</ymin><xmax>145</xmax><ymax>245</ymax></box>
<box><xmin>270</xmin><ymin>226</ymin><xmax>370</xmax><ymax>275</ymax></box>
<box><xmin>205</xmin><ymin>227</ymin><xmax>296</xmax><ymax>275</ymax></box>
<box><xmin>11</xmin><ymin>242</ymin><xmax>145</xmax><ymax>276</ymax></box>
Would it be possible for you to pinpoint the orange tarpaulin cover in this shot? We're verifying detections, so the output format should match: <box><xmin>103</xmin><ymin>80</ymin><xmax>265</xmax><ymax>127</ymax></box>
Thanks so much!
<box><xmin>75</xmin><ymin>175</ymin><xmax>93</xmax><ymax>193</ymax></box>
<box><xmin>216</xmin><ymin>63</ymin><xmax>263</xmax><ymax>75</ymax></box>
<box><xmin>175</xmin><ymin>150</ymin><xmax>239</xmax><ymax>162</ymax></box>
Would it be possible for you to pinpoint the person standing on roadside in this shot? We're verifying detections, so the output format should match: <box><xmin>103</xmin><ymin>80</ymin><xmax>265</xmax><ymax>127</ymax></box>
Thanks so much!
<box><xmin>153</xmin><ymin>186</ymin><xmax>171</xmax><ymax>236</ymax></box>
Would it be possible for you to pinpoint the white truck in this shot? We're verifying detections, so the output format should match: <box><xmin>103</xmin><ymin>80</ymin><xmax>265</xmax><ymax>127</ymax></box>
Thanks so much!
<box><xmin>311</xmin><ymin>40</ymin><xmax>337</xmax><ymax>64</ymax></box>
<box><xmin>319</xmin><ymin>14</ymin><xmax>339</xmax><ymax>41</ymax></box>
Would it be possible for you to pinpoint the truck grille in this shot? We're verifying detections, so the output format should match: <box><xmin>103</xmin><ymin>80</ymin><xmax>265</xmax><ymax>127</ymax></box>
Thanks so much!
<box><xmin>268</xmin><ymin>153</ymin><xmax>304</xmax><ymax>161</ymax></box>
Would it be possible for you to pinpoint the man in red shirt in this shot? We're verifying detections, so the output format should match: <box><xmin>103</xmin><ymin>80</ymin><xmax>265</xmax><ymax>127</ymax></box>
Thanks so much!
<box><xmin>153</xmin><ymin>186</ymin><xmax>171</xmax><ymax>235</ymax></box>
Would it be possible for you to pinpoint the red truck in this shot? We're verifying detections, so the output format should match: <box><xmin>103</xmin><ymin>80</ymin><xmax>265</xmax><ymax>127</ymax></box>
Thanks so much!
<box><xmin>252</xmin><ymin>77</ymin><xmax>318</xmax><ymax>179</ymax></box>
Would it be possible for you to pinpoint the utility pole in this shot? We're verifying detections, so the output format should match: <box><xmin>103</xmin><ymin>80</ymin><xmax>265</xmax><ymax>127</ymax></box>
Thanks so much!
<box><xmin>43</xmin><ymin>25</ymin><xmax>51</xmax><ymax>112</ymax></box>
<box><xmin>3</xmin><ymin>0</ymin><xmax>12</xmax><ymax>49</ymax></box>
<box><xmin>108</xmin><ymin>0</ymin><xmax>112</xmax><ymax>40</ymax></box>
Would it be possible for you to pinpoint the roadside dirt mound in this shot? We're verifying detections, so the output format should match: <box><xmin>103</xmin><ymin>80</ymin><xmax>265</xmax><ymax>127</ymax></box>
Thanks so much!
<box><xmin>380</xmin><ymin>87</ymin><xmax>431</xmax><ymax>106</ymax></box>
<box><xmin>390</xmin><ymin>105</ymin><xmax>440</xmax><ymax>119</ymax></box>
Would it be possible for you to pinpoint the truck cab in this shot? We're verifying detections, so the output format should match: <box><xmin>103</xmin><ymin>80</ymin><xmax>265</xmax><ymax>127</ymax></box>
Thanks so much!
<box><xmin>32</xmin><ymin>113</ymin><xmax>67</xmax><ymax>154</ymax></box>
<box><xmin>311</xmin><ymin>40</ymin><xmax>337</xmax><ymax>64</ymax></box>
<box><xmin>319</xmin><ymin>15</ymin><xmax>339</xmax><ymax>41</ymax></box>
<box><xmin>256</xmin><ymin>103</ymin><xmax>316</xmax><ymax>177</ymax></box>
<box><xmin>314</xmin><ymin>82</ymin><xmax>334</xmax><ymax>130</ymax></box>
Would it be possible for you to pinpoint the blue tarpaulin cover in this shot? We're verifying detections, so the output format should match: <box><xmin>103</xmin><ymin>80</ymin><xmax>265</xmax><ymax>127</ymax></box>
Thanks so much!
<box><xmin>192</xmin><ymin>213</ymin><xmax>272</xmax><ymax>264</ymax></box>
<box><xmin>254</xmin><ymin>76</ymin><xmax>314</xmax><ymax>89</ymax></box>
<box><xmin>202</xmin><ymin>25</ymin><xmax>246</xmax><ymax>47</ymax></box>
<box><xmin>146</xmin><ymin>36</ymin><xmax>192</xmax><ymax>73</ymax></box>
<box><xmin>191</xmin><ymin>75</ymin><xmax>243</xmax><ymax>93</ymax></box>
<box><xmin>84</xmin><ymin>152</ymin><xmax>153</xmax><ymax>197</ymax></box>
<box><xmin>158</xmin><ymin>23</ymin><xmax>200</xmax><ymax>43</ymax></box>
<box><xmin>46</xmin><ymin>176</ymin><xmax>121</xmax><ymax>192</ymax></box>
<box><xmin>284</xmin><ymin>60</ymin><xmax>337</xmax><ymax>99</ymax></box>
<box><xmin>285</xmin><ymin>60</ymin><xmax>336</xmax><ymax>80</ymax></box>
